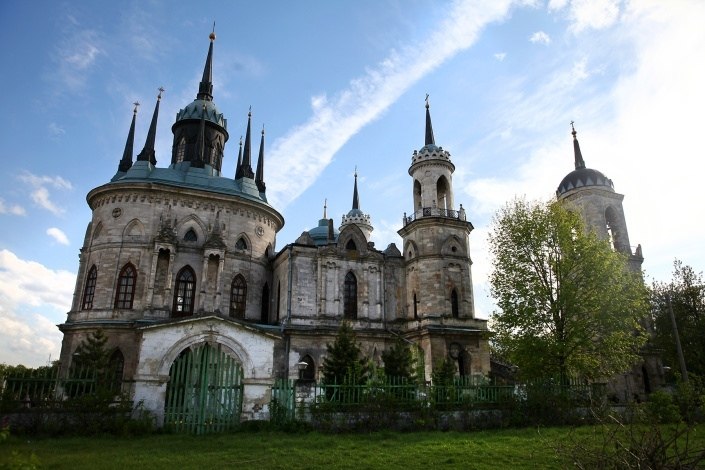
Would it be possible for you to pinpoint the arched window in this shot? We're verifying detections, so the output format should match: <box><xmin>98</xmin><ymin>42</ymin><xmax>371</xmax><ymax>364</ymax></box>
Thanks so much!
<box><xmin>184</xmin><ymin>228</ymin><xmax>198</xmax><ymax>242</ymax></box>
<box><xmin>176</xmin><ymin>137</ymin><xmax>186</xmax><ymax>163</ymax></box>
<box><xmin>451</xmin><ymin>289</ymin><xmax>459</xmax><ymax>318</ymax></box>
<box><xmin>299</xmin><ymin>355</ymin><xmax>316</xmax><ymax>381</ymax></box>
<box><xmin>605</xmin><ymin>206</ymin><xmax>622</xmax><ymax>252</ymax></box>
<box><xmin>260</xmin><ymin>283</ymin><xmax>270</xmax><ymax>324</ymax></box>
<box><xmin>413</xmin><ymin>179</ymin><xmax>422</xmax><ymax>210</ymax></box>
<box><xmin>230</xmin><ymin>275</ymin><xmax>247</xmax><ymax>319</ymax></box>
<box><xmin>346</xmin><ymin>239</ymin><xmax>357</xmax><ymax>251</ymax></box>
<box><xmin>413</xmin><ymin>292</ymin><xmax>418</xmax><ymax>320</ymax></box>
<box><xmin>343</xmin><ymin>271</ymin><xmax>357</xmax><ymax>320</ymax></box>
<box><xmin>82</xmin><ymin>265</ymin><xmax>97</xmax><ymax>310</ymax></box>
<box><xmin>108</xmin><ymin>349</ymin><xmax>125</xmax><ymax>393</ymax></box>
<box><xmin>173</xmin><ymin>266</ymin><xmax>196</xmax><ymax>317</ymax></box>
<box><xmin>114</xmin><ymin>263</ymin><xmax>137</xmax><ymax>309</ymax></box>
<box><xmin>436</xmin><ymin>176</ymin><xmax>450</xmax><ymax>211</ymax></box>
<box><xmin>235</xmin><ymin>237</ymin><xmax>248</xmax><ymax>250</ymax></box>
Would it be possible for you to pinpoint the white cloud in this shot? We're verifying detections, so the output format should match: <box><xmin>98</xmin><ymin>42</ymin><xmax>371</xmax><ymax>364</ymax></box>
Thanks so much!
<box><xmin>0</xmin><ymin>198</ymin><xmax>26</xmax><ymax>216</ymax></box>
<box><xmin>18</xmin><ymin>172</ymin><xmax>72</xmax><ymax>216</ymax></box>
<box><xmin>265</xmin><ymin>0</ymin><xmax>513</xmax><ymax>209</ymax></box>
<box><xmin>568</xmin><ymin>0</ymin><xmax>621</xmax><ymax>32</ymax></box>
<box><xmin>0</xmin><ymin>250</ymin><xmax>74</xmax><ymax>367</ymax></box>
<box><xmin>529</xmin><ymin>31</ymin><xmax>551</xmax><ymax>44</ymax></box>
<box><xmin>48</xmin><ymin>122</ymin><xmax>66</xmax><ymax>137</ymax></box>
<box><xmin>47</xmin><ymin>227</ymin><xmax>70</xmax><ymax>245</ymax></box>
<box><xmin>52</xmin><ymin>13</ymin><xmax>104</xmax><ymax>92</ymax></box>
<box><xmin>494</xmin><ymin>52</ymin><xmax>507</xmax><ymax>61</ymax></box>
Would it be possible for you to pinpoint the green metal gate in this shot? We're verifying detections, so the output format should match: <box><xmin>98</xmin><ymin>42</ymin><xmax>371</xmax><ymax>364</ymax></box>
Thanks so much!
<box><xmin>164</xmin><ymin>342</ymin><xmax>244</xmax><ymax>434</ymax></box>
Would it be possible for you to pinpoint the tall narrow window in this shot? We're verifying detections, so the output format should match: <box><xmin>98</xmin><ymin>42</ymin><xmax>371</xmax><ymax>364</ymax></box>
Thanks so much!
<box><xmin>260</xmin><ymin>283</ymin><xmax>270</xmax><ymax>324</ymax></box>
<box><xmin>108</xmin><ymin>349</ymin><xmax>125</xmax><ymax>393</ymax></box>
<box><xmin>82</xmin><ymin>265</ymin><xmax>98</xmax><ymax>310</ymax></box>
<box><xmin>114</xmin><ymin>263</ymin><xmax>136</xmax><ymax>309</ymax></box>
<box><xmin>173</xmin><ymin>266</ymin><xmax>196</xmax><ymax>317</ymax></box>
<box><xmin>343</xmin><ymin>271</ymin><xmax>357</xmax><ymax>320</ymax></box>
<box><xmin>413</xmin><ymin>292</ymin><xmax>418</xmax><ymax>320</ymax></box>
<box><xmin>451</xmin><ymin>289</ymin><xmax>459</xmax><ymax>318</ymax></box>
<box><xmin>276</xmin><ymin>281</ymin><xmax>281</xmax><ymax>323</ymax></box>
<box><xmin>230</xmin><ymin>274</ymin><xmax>247</xmax><ymax>319</ymax></box>
<box><xmin>176</xmin><ymin>137</ymin><xmax>186</xmax><ymax>162</ymax></box>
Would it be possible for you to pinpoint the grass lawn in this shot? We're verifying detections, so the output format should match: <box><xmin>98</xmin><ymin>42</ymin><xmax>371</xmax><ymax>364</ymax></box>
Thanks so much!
<box><xmin>2</xmin><ymin>425</ymin><xmax>704</xmax><ymax>469</ymax></box>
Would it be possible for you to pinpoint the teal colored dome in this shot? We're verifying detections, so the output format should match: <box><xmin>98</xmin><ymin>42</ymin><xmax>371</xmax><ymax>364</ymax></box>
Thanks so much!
<box><xmin>175</xmin><ymin>99</ymin><xmax>227</xmax><ymax>129</ymax></box>
<box><xmin>309</xmin><ymin>218</ymin><xmax>338</xmax><ymax>246</ymax></box>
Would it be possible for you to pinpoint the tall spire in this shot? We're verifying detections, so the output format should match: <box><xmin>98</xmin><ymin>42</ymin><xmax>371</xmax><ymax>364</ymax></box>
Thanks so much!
<box><xmin>571</xmin><ymin>121</ymin><xmax>586</xmax><ymax>170</ymax></box>
<box><xmin>136</xmin><ymin>88</ymin><xmax>163</xmax><ymax>165</ymax></box>
<box><xmin>237</xmin><ymin>108</ymin><xmax>255</xmax><ymax>179</ymax></box>
<box><xmin>425</xmin><ymin>94</ymin><xmax>435</xmax><ymax>146</ymax></box>
<box><xmin>117</xmin><ymin>102</ymin><xmax>139</xmax><ymax>172</ymax></box>
<box><xmin>234</xmin><ymin>136</ymin><xmax>243</xmax><ymax>179</ymax></box>
<box><xmin>197</xmin><ymin>26</ymin><xmax>215</xmax><ymax>101</ymax></box>
<box><xmin>255</xmin><ymin>125</ymin><xmax>266</xmax><ymax>192</ymax></box>
<box><xmin>352</xmin><ymin>168</ymin><xmax>360</xmax><ymax>210</ymax></box>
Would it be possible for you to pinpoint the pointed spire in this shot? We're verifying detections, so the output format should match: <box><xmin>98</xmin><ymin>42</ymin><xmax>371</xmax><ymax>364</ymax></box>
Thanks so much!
<box><xmin>136</xmin><ymin>88</ymin><xmax>163</xmax><ymax>165</ymax></box>
<box><xmin>234</xmin><ymin>136</ymin><xmax>243</xmax><ymax>179</ymax></box>
<box><xmin>571</xmin><ymin>121</ymin><xmax>586</xmax><ymax>170</ymax></box>
<box><xmin>352</xmin><ymin>168</ymin><xmax>360</xmax><ymax>210</ymax></box>
<box><xmin>197</xmin><ymin>26</ymin><xmax>216</xmax><ymax>101</ymax></box>
<box><xmin>238</xmin><ymin>108</ymin><xmax>255</xmax><ymax>179</ymax></box>
<box><xmin>425</xmin><ymin>94</ymin><xmax>435</xmax><ymax>146</ymax></box>
<box><xmin>118</xmin><ymin>102</ymin><xmax>139</xmax><ymax>172</ymax></box>
<box><xmin>255</xmin><ymin>125</ymin><xmax>266</xmax><ymax>192</ymax></box>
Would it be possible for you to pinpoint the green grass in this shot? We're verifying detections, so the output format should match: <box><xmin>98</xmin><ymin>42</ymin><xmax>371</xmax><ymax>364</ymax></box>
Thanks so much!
<box><xmin>2</xmin><ymin>425</ymin><xmax>704</xmax><ymax>469</ymax></box>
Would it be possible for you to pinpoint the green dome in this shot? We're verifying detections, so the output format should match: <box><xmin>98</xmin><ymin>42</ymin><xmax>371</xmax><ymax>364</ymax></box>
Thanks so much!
<box><xmin>175</xmin><ymin>99</ymin><xmax>227</xmax><ymax>129</ymax></box>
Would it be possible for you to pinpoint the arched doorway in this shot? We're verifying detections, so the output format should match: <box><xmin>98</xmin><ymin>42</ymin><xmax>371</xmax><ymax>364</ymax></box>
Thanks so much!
<box><xmin>164</xmin><ymin>342</ymin><xmax>244</xmax><ymax>434</ymax></box>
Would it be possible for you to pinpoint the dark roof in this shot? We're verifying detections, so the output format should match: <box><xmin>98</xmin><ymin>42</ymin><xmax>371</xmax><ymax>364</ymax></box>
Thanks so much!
<box><xmin>556</xmin><ymin>167</ymin><xmax>614</xmax><ymax>196</ymax></box>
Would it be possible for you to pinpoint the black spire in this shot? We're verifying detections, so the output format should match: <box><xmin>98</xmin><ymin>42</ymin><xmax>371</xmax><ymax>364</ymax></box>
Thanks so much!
<box><xmin>352</xmin><ymin>169</ymin><xmax>360</xmax><ymax>210</ymax></box>
<box><xmin>255</xmin><ymin>126</ymin><xmax>266</xmax><ymax>192</ymax></box>
<box><xmin>136</xmin><ymin>88</ymin><xmax>162</xmax><ymax>165</ymax></box>
<box><xmin>234</xmin><ymin>136</ymin><xmax>243</xmax><ymax>179</ymax></box>
<box><xmin>425</xmin><ymin>94</ymin><xmax>435</xmax><ymax>146</ymax></box>
<box><xmin>237</xmin><ymin>109</ymin><xmax>255</xmax><ymax>179</ymax></box>
<box><xmin>571</xmin><ymin>121</ymin><xmax>586</xmax><ymax>170</ymax></box>
<box><xmin>197</xmin><ymin>27</ymin><xmax>215</xmax><ymax>101</ymax></box>
<box><xmin>117</xmin><ymin>102</ymin><xmax>139</xmax><ymax>172</ymax></box>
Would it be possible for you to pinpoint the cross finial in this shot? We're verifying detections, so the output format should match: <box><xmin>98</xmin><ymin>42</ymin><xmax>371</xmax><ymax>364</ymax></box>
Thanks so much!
<box><xmin>425</xmin><ymin>94</ymin><xmax>430</xmax><ymax>108</ymax></box>
<box><xmin>354</xmin><ymin>165</ymin><xmax>357</xmax><ymax>177</ymax></box>
<box><xmin>158</xmin><ymin>87</ymin><xmax>165</xmax><ymax>99</ymax></box>
<box><xmin>210</xmin><ymin>22</ymin><xmax>216</xmax><ymax>41</ymax></box>
<box><xmin>133</xmin><ymin>101</ymin><xmax>140</xmax><ymax>114</ymax></box>
<box><xmin>262</xmin><ymin>124</ymin><xmax>265</xmax><ymax>136</ymax></box>
<box><xmin>323</xmin><ymin>198</ymin><xmax>327</xmax><ymax>218</ymax></box>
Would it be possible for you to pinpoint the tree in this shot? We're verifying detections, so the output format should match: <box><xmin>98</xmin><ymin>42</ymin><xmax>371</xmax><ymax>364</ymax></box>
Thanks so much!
<box><xmin>72</xmin><ymin>329</ymin><xmax>109</xmax><ymax>373</ymax></box>
<box><xmin>382</xmin><ymin>337</ymin><xmax>415</xmax><ymax>381</ymax></box>
<box><xmin>488</xmin><ymin>198</ymin><xmax>648</xmax><ymax>382</ymax></box>
<box><xmin>322</xmin><ymin>321</ymin><xmax>369</xmax><ymax>385</ymax></box>
<box><xmin>651</xmin><ymin>260</ymin><xmax>705</xmax><ymax>379</ymax></box>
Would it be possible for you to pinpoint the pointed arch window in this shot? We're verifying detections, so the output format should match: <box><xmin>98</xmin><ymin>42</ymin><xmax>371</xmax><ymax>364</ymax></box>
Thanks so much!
<box><xmin>173</xmin><ymin>266</ymin><xmax>196</xmax><ymax>317</ymax></box>
<box><xmin>451</xmin><ymin>289</ymin><xmax>459</xmax><ymax>318</ymax></box>
<box><xmin>343</xmin><ymin>271</ymin><xmax>357</xmax><ymax>320</ymax></box>
<box><xmin>82</xmin><ymin>265</ymin><xmax>98</xmax><ymax>310</ymax></box>
<box><xmin>184</xmin><ymin>228</ymin><xmax>198</xmax><ymax>242</ymax></box>
<box><xmin>236</xmin><ymin>237</ymin><xmax>248</xmax><ymax>250</ymax></box>
<box><xmin>114</xmin><ymin>263</ymin><xmax>137</xmax><ymax>309</ymax></box>
<box><xmin>176</xmin><ymin>137</ymin><xmax>186</xmax><ymax>163</ymax></box>
<box><xmin>230</xmin><ymin>274</ymin><xmax>247</xmax><ymax>319</ymax></box>
<box><xmin>108</xmin><ymin>349</ymin><xmax>125</xmax><ymax>393</ymax></box>
<box><xmin>260</xmin><ymin>283</ymin><xmax>270</xmax><ymax>324</ymax></box>
<box><xmin>346</xmin><ymin>239</ymin><xmax>357</xmax><ymax>251</ymax></box>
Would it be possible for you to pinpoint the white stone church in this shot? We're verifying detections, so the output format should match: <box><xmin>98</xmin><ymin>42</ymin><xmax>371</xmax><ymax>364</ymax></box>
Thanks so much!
<box><xmin>57</xmin><ymin>33</ymin><xmax>658</xmax><ymax>424</ymax></box>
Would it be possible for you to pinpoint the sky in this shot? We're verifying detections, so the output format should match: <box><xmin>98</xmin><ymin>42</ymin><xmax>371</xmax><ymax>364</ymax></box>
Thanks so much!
<box><xmin>0</xmin><ymin>0</ymin><xmax>703</xmax><ymax>367</ymax></box>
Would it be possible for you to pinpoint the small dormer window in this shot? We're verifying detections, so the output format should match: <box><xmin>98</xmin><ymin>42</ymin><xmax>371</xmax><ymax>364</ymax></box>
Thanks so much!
<box><xmin>184</xmin><ymin>228</ymin><xmax>197</xmax><ymax>242</ymax></box>
<box><xmin>236</xmin><ymin>238</ymin><xmax>248</xmax><ymax>250</ymax></box>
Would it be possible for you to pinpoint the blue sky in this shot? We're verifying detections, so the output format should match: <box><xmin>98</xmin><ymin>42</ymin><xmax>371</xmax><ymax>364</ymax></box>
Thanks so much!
<box><xmin>1</xmin><ymin>0</ymin><xmax>703</xmax><ymax>367</ymax></box>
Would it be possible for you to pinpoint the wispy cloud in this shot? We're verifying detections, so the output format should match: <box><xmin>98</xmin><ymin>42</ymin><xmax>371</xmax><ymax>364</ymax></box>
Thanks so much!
<box><xmin>266</xmin><ymin>0</ymin><xmax>513</xmax><ymax>209</ymax></box>
<box><xmin>529</xmin><ymin>31</ymin><xmax>551</xmax><ymax>44</ymax></box>
<box><xmin>494</xmin><ymin>52</ymin><xmax>507</xmax><ymax>61</ymax></box>
<box><xmin>0</xmin><ymin>249</ymin><xmax>73</xmax><ymax>367</ymax></box>
<box><xmin>47</xmin><ymin>227</ymin><xmax>70</xmax><ymax>246</ymax></box>
<box><xmin>48</xmin><ymin>122</ymin><xmax>66</xmax><ymax>137</ymax></box>
<box><xmin>18</xmin><ymin>172</ymin><xmax>72</xmax><ymax>216</ymax></box>
<box><xmin>0</xmin><ymin>199</ymin><xmax>26</xmax><ymax>216</ymax></box>
<box><xmin>52</xmin><ymin>15</ymin><xmax>103</xmax><ymax>92</ymax></box>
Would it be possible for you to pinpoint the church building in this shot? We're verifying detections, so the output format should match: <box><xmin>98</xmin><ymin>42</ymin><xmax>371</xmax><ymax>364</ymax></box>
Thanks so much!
<box><xmin>57</xmin><ymin>33</ymin><xmax>490</xmax><ymax>423</ymax></box>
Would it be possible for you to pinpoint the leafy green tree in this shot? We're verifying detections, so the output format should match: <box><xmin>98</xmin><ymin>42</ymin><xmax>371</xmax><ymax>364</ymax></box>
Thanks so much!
<box><xmin>73</xmin><ymin>329</ymin><xmax>109</xmax><ymax>373</ymax></box>
<box><xmin>322</xmin><ymin>322</ymin><xmax>369</xmax><ymax>385</ymax></box>
<box><xmin>651</xmin><ymin>260</ymin><xmax>705</xmax><ymax>379</ymax></box>
<box><xmin>488</xmin><ymin>198</ymin><xmax>648</xmax><ymax>382</ymax></box>
<box><xmin>382</xmin><ymin>337</ymin><xmax>415</xmax><ymax>382</ymax></box>
<box><xmin>431</xmin><ymin>357</ymin><xmax>456</xmax><ymax>386</ymax></box>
